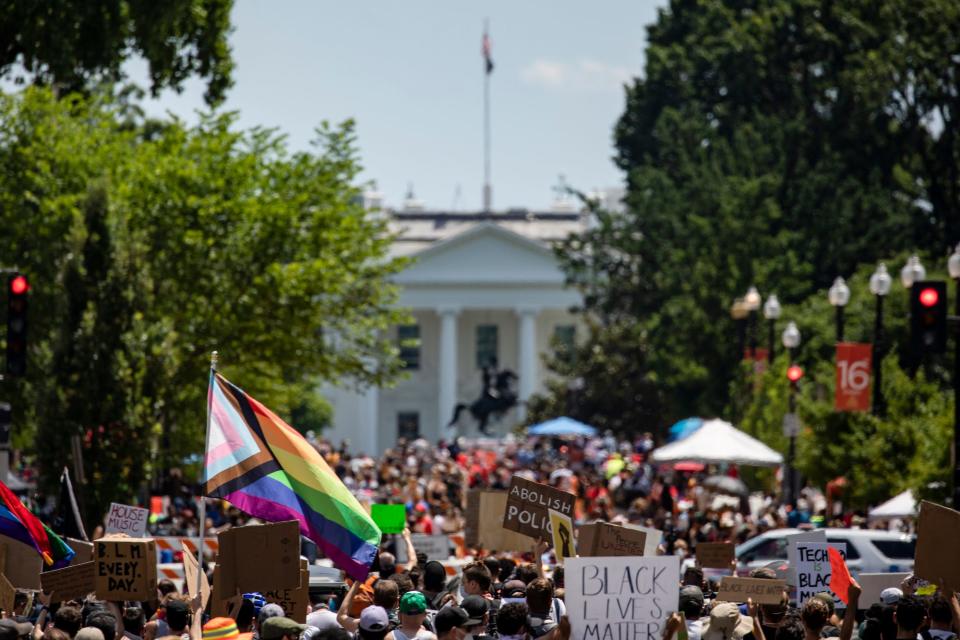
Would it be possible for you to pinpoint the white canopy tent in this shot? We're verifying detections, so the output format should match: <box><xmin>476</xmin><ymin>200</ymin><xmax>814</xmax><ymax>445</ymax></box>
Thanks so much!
<box><xmin>868</xmin><ymin>490</ymin><xmax>917</xmax><ymax>520</ymax></box>
<box><xmin>650</xmin><ymin>419</ymin><xmax>784</xmax><ymax>467</ymax></box>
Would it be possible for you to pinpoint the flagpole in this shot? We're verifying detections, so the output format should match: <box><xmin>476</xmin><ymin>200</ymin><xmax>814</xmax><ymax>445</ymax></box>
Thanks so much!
<box><xmin>196</xmin><ymin>350</ymin><xmax>218</xmax><ymax>600</ymax></box>
<box><xmin>483</xmin><ymin>18</ymin><xmax>492</xmax><ymax>213</ymax></box>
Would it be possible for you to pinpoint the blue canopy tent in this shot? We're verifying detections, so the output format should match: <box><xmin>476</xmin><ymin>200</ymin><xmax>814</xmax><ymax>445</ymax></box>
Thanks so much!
<box><xmin>668</xmin><ymin>417</ymin><xmax>704</xmax><ymax>442</ymax></box>
<box><xmin>527</xmin><ymin>416</ymin><xmax>597</xmax><ymax>437</ymax></box>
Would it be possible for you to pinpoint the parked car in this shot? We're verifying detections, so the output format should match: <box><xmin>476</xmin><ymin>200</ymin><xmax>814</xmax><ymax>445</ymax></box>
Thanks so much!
<box><xmin>735</xmin><ymin>528</ymin><xmax>915</xmax><ymax>577</ymax></box>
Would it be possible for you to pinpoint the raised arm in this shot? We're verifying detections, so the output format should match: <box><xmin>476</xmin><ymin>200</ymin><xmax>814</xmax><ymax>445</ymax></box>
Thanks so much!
<box><xmin>337</xmin><ymin>580</ymin><xmax>361</xmax><ymax>633</ymax></box>
<box><xmin>839</xmin><ymin>579</ymin><xmax>861</xmax><ymax>640</ymax></box>
<box><xmin>402</xmin><ymin>528</ymin><xmax>418</xmax><ymax>572</ymax></box>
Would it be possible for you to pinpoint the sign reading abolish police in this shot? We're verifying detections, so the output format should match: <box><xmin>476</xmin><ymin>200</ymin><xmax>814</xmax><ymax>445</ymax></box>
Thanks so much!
<box><xmin>504</xmin><ymin>475</ymin><xmax>575</xmax><ymax>539</ymax></box>
<box><xmin>567</xmin><ymin>556</ymin><xmax>679</xmax><ymax>640</ymax></box>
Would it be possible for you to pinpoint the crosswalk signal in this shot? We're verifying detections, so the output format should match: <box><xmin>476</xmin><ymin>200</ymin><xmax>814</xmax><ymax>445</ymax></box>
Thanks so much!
<box><xmin>910</xmin><ymin>280</ymin><xmax>947</xmax><ymax>355</ymax></box>
<box><xmin>6</xmin><ymin>273</ymin><xmax>29</xmax><ymax>376</ymax></box>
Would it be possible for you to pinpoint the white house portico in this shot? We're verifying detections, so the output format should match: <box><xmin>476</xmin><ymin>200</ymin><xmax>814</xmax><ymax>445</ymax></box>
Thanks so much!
<box><xmin>323</xmin><ymin>211</ymin><xmax>585</xmax><ymax>454</ymax></box>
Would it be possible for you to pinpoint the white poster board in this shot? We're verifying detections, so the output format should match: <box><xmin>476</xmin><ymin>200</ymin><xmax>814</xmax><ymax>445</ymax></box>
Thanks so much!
<box><xmin>105</xmin><ymin>503</ymin><xmax>150</xmax><ymax>537</ymax></box>
<box><xmin>411</xmin><ymin>534</ymin><xmax>451</xmax><ymax>561</ymax></box>
<box><xmin>786</xmin><ymin>530</ymin><xmax>826</xmax><ymax>586</ymax></box>
<box><xmin>795</xmin><ymin>541</ymin><xmax>846</xmax><ymax>606</ymax></box>
<box><xmin>567</xmin><ymin>556</ymin><xmax>679</xmax><ymax>640</ymax></box>
<box><xmin>623</xmin><ymin>524</ymin><xmax>663</xmax><ymax>557</ymax></box>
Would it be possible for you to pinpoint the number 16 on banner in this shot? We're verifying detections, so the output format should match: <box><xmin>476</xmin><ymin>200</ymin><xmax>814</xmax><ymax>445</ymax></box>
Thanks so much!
<box><xmin>835</xmin><ymin>343</ymin><xmax>872</xmax><ymax>412</ymax></box>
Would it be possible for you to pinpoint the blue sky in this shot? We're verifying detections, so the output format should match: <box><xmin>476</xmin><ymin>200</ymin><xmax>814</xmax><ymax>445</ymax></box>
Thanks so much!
<box><xmin>137</xmin><ymin>1</ymin><xmax>665</xmax><ymax>211</ymax></box>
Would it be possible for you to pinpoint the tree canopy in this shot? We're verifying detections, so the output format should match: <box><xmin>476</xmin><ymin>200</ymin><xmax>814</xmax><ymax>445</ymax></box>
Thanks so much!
<box><xmin>530</xmin><ymin>0</ymin><xmax>958</xmax><ymax>505</ymax></box>
<box><xmin>0</xmin><ymin>87</ymin><xmax>406</xmax><ymax>520</ymax></box>
<box><xmin>0</xmin><ymin>0</ymin><xmax>233</xmax><ymax>105</ymax></box>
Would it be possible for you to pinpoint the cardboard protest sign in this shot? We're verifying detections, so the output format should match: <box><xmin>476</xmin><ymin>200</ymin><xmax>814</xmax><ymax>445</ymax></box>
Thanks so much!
<box><xmin>40</xmin><ymin>561</ymin><xmax>96</xmax><ymax>602</ymax></box>
<box><xmin>217</xmin><ymin>521</ymin><xmax>300</xmax><ymax>595</ymax></box>
<box><xmin>567</xmin><ymin>556</ymin><xmax>679</xmax><ymax>640</ymax></box>
<box><xmin>105</xmin><ymin>503</ymin><xmax>150</xmax><ymax>537</ymax></box>
<box><xmin>265</xmin><ymin>559</ymin><xmax>309</xmax><ymax>623</ymax></box>
<box><xmin>697</xmin><ymin>542</ymin><xmax>735</xmax><ymax>569</ymax></box>
<box><xmin>182</xmin><ymin>542</ymin><xmax>210</xmax><ymax>609</ymax></box>
<box><xmin>67</xmin><ymin>538</ymin><xmax>94</xmax><ymax>565</ymax></box>
<box><xmin>370</xmin><ymin>504</ymin><xmax>406</xmax><ymax>534</ymax></box>
<box><xmin>464</xmin><ymin>491</ymin><xmax>531</xmax><ymax>551</ymax></box>
<box><xmin>916</xmin><ymin>501</ymin><xmax>960</xmax><ymax>593</ymax></box>
<box><xmin>0</xmin><ymin>574</ymin><xmax>14</xmax><ymax>615</ymax></box>
<box><xmin>94</xmin><ymin>536</ymin><xmax>158</xmax><ymax>601</ymax></box>
<box><xmin>717</xmin><ymin>577</ymin><xmax>787</xmax><ymax>604</ymax></box>
<box><xmin>0</xmin><ymin>536</ymin><xmax>42</xmax><ymax>589</ymax></box>
<box><xmin>550</xmin><ymin>509</ymin><xmax>576</xmax><ymax>564</ymax></box>
<box><xmin>858</xmin><ymin>573</ymin><xmax>910</xmax><ymax>609</ymax></box>
<box><xmin>795</xmin><ymin>541</ymin><xmax>846</xmax><ymax>606</ymax></box>
<box><xmin>577</xmin><ymin>522</ymin><xmax>646</xmax><ymax>557</ymax></box>
<box><xmin>504</xmin><ymin>475</ymin><xmax>575</xmax><ymax>539</ymax></box>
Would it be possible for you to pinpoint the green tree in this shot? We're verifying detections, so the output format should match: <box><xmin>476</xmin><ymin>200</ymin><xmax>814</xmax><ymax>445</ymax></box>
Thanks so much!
<box><xmin>0</xmin><ymin>87</ymin><xmax>406</xmax><ymax>519</ymax></box>
<box><xmin>534</xmin><ymin>0</ymin><xmax>959</xmax><ymax>436</ymax></box>
<box><xmin>0</xmin><ymin>0</ymin><xmax>233</xmax><ymax>105</ymax></box>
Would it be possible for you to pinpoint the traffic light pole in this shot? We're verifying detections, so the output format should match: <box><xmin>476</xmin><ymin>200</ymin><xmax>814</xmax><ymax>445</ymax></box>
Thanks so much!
<box><xmin>954</xmin><ymin>281</ymin><xmax>960</xmax><ymax>508</ymax></box>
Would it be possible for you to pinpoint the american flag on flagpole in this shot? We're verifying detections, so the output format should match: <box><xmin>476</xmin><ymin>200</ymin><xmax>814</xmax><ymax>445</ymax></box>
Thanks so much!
<box><xmin>482</xmin><ymin>30</ymin><xmax>494</xmax><ymax>74</ymax></box>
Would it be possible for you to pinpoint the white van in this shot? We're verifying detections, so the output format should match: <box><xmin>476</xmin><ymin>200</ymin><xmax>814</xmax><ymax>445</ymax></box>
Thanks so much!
<box><xmin>735</xmin><ymin>528</ymin><xmax>915</xmax><ymax>577</ymax></box>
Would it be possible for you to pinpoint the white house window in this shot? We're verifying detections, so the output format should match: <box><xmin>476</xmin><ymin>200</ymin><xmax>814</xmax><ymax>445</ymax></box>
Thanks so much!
<box><xmin>397</xmin><ymin>412</ymin><xmax>420</xmax><ymax>440</ymax></box>
<box><xmin>554</xmin><ymin>324</ymin><xmax>576</xmax><ymax>362</ymax></box>
<box><xmin>476</xmin><ymin>324</ymin><xmax>499</xmax><ymax>368</ymax></box>
<box><xmin>397</xmin><ymin>324</ymin><xmax>421</xmax><ymax>370</ymax></box>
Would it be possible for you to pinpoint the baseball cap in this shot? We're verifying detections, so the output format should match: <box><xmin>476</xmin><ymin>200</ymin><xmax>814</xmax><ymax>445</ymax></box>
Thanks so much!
<box><xmin>258</xmin><ymin>603</ymin><xmax>286</xmax><ymax>626</ymax></box>
<box><xmin>679</xmin><ymin>586</ymin><xmax>705</xmax><ymax>612</ymax></box>
<box><xmin>434</xmin><ymin>606</ymin><xmax>471</xmax><ymax>635</ymax></box>
<box><xmin>0</xmin><ymin>621</ymin><xmax>20</xmax><ymax>640</ymax></box>
<box><xmin>461</xmin><ymin>595</ymin><xmax>489</xmax><ymax>625</ymax></box>
<box><xmin>880</xmin><ymin>588</ymin><xmax>903</xmax><ymax>605</ymax></box>
<box><xmin>260</xmin><ymin>617</ymin><xmax>308</xmax><ymax>640</ymax></box>
<box><xmin>202</xmin><ymin>618</ymin><xmax>240</xmax><ymax>640</ymax></box>
<box><xmin>360</xmin><ymin>606</ymin><xmax>390</xmax><ymax>632</ymax></box>
<box><xmin>400</xmin><ymin>591</ymin><xmax>428</xmax><ymax>615</ymax></box>
<box><xmin>500</xmin><ymin>580</ymin><xmax>527</xmax><ymax>604</ymax></box>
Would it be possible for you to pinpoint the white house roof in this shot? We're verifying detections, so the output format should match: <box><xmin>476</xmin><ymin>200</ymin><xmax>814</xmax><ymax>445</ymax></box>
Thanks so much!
<box><xmin>393</xmin><ymin>222</ymin><xmax>582</xmax><ymax>310</ymax></box>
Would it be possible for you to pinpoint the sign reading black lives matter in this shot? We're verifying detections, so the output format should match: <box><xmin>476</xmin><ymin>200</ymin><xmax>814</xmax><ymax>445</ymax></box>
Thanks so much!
<box><xmin>504</xmin><ymin>475</ymin><xmax>576</xmax><ymax>539</ymax></box>
<box><xmin>567</xmin><ymin>556</ymin><xmax>679</xmax><ymax>640</ymax></box>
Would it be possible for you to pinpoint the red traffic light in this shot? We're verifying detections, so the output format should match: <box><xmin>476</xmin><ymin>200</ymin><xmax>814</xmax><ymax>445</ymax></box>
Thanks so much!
<box><xmin>919</xmin><ymin>287</ymin><xmax>939</xmax><ymax>307</ymax></box>
<box><xmin>786</xmin><ymin>365</ymin><xmax>804</xmax><ymax>382</ymax></box>
<box><xmin>9</xmin><ymin>275</ymin><xmax>28</xmax><ymax>295</ymax></box>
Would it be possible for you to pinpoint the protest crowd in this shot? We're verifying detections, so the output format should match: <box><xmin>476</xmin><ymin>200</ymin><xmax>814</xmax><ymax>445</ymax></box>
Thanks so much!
<box><xmin>1</xmin><ymin>430</ymin><xmax>950</xmax><ymax>640</ymax></box>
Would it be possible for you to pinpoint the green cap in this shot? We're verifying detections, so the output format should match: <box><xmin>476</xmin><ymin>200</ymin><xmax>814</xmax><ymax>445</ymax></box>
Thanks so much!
<box><xmin>400</xmin><ymin>591</ymin><xmax>428</xmax><ymax>615</ymax></box>
<box><xmin>260</xmin><ymin>617</ymin><xmax>308</xmax><ymax>640</ymax></box>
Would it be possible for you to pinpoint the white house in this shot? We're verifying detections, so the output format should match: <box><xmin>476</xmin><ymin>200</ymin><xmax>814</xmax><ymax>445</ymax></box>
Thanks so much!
<box><xmin>322</xmin><ymin>205</ymin><xmax>587</xmax><ymax>454</ymax></box>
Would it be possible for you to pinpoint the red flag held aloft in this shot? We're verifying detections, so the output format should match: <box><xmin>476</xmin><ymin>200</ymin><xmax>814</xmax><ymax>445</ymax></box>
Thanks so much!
<box><xmin>828</xmin><ymin>545</ymin><xmax>853</xmax><ymax>604</ymax></box>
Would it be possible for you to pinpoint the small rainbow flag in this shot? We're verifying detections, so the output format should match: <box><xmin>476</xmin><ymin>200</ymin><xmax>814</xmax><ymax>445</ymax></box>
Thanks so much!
<box><xmin>0</xmin><ymin>479</ymin><xmax>74</xmax><ymax>567</ymax></box>
<box><xmin>203</xmin><ymin>372</ymin><xmax>381</xmax><ymax>580</ymax></box>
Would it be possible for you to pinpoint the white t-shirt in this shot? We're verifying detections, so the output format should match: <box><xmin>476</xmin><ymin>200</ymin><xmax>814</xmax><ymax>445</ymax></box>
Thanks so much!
<box><xmin>392</xmin><ymin>627</ymin><xmax>437</xmax><ymax>640</ymax></box>
<box><xmin>686</xmin><ymin>618</ymin><xmax>703</xmax><ymax>640</ymax></box>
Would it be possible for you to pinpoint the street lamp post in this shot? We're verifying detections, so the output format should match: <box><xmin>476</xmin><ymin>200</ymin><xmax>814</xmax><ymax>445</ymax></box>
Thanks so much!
<box><xmin>901</xmin><ymin>255</ymin><xmax>927</xmax><ymax>373</ymax></box>
<box><xmin>948</xmin><ymin>245</ymin><xmax>960</xmax><ymax>507</ymax></box>
<box><xmin>782</xmin><ymin>321</ymin><xmax>801</xmax><ymax>507</ymax></box>
<box><xmin>763</xmin><ymin>294</ymin><xmax>782</xmax><ymax>362</ymax></box>
<box><xmin>828</xmin><ymin>277</ymin><xmax>851</xmax><ymax>343</ymax></box>
<box><xmin>745</xmin><ymin>286</ymin><xmax>762</xmax><ymax>361</ymax></box>
<box><xmin>869</xmin><ymin>263</ymin><xmax>892</xmax><ymax>415</ymax></box>
<box><xmin>731</xmin><ymin>297</ymin><xmax>748</xmax><ymax>360</ymax></box>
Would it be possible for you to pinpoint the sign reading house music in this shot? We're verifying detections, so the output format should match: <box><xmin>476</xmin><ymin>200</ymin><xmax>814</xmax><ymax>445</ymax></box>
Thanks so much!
<box><xmin>504</xmin><ymin>475</ymin><xmax>575</xmax><ymax>539</ymax></box>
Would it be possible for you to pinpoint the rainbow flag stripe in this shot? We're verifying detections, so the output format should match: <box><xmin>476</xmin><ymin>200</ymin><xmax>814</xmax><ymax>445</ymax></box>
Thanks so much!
<box><xmin>203</xmin><ymin>372</ymin><xmax>381</xmax><ymax>580</ymax></box>
<box><xmin>0</xmin><ymin>480</ymin><xmax>74</xmax><ymax>567</ymax></box>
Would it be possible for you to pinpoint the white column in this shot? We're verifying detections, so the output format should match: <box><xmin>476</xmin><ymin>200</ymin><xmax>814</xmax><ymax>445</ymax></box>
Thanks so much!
<box><xmin>437</xmin><ymin>307</ymin><xmax>460</xmax><ymax>437</ymax></box>
<box><xmin>516</xmin><ymin>307</ymin><xmax>538</xmax><ymax>422</ymax></box>
<box><xmin>361</xmin><ymin>386</ymin><xmax>379</xmax><ymax>454</ymax></box>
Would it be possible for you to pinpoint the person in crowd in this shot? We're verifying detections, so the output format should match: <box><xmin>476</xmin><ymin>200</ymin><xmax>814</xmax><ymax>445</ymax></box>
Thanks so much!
<box><xmin>525</xmin><ymin>580</ymin><xmax>560</xmax><ymax>640</ymax></box>
<box><xmin>460</xmin><ymin>597</ymin><xmax>492</xmax><ymax>640</ymax></box>
<box><xmin>422</xmin><ymin>562</ymin><xmax>450</xmax><ymax>610</ymax></box>
<box><xmin>893</xmin><ymin>596</ymin><xmax>927</xmax><ymax>640</ymax></box>
<box><xmin>925</xmin><ymin>597</ymin><xmax>957</xmax><ymax>640</ymax></box>
<box><xmin>392</xmin><ymin>592</ymin><xmax>437</xmax><ymax>640</ymax></box>
<box><xmin>496</xmin><ymin>603</ymin><xmax>529</xmax><ymax>640</ymax></box>
<box><xmin>678</xmin><ymin>586</ymin><xmax>705</xmax><ymax>640</ymax></box>
<box><xmin>202</xmin><ymin>619</ymin><xmax>240</xmax><ymax>640</ymax></box>
<box><xmin>306</xmin><ymin>598</ymin><xmax>341</xmax><ymax>633</ymax></box>
<box><xmin>260</xmin><ymin>618</ymin><xmax>307</xmax><ymax>640</ymax></box>
<box><xmin>433</xmin><ymin>607</ymin><xmax>470</xmax><ymax>640</ymax></box>
<box><xmin>357</xmin><ymin>607</ymin><xmax>391</xmax><ymax>640</ymax></box>
<box><xmin>122</xmin><ymin>608</ymin><xmax>145</xmax><ymax>640</ymax></box>
<box><xmin>257</xmin><ymin>605</ymin><xmax>286</xmax><ymax>640</ymax></box>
